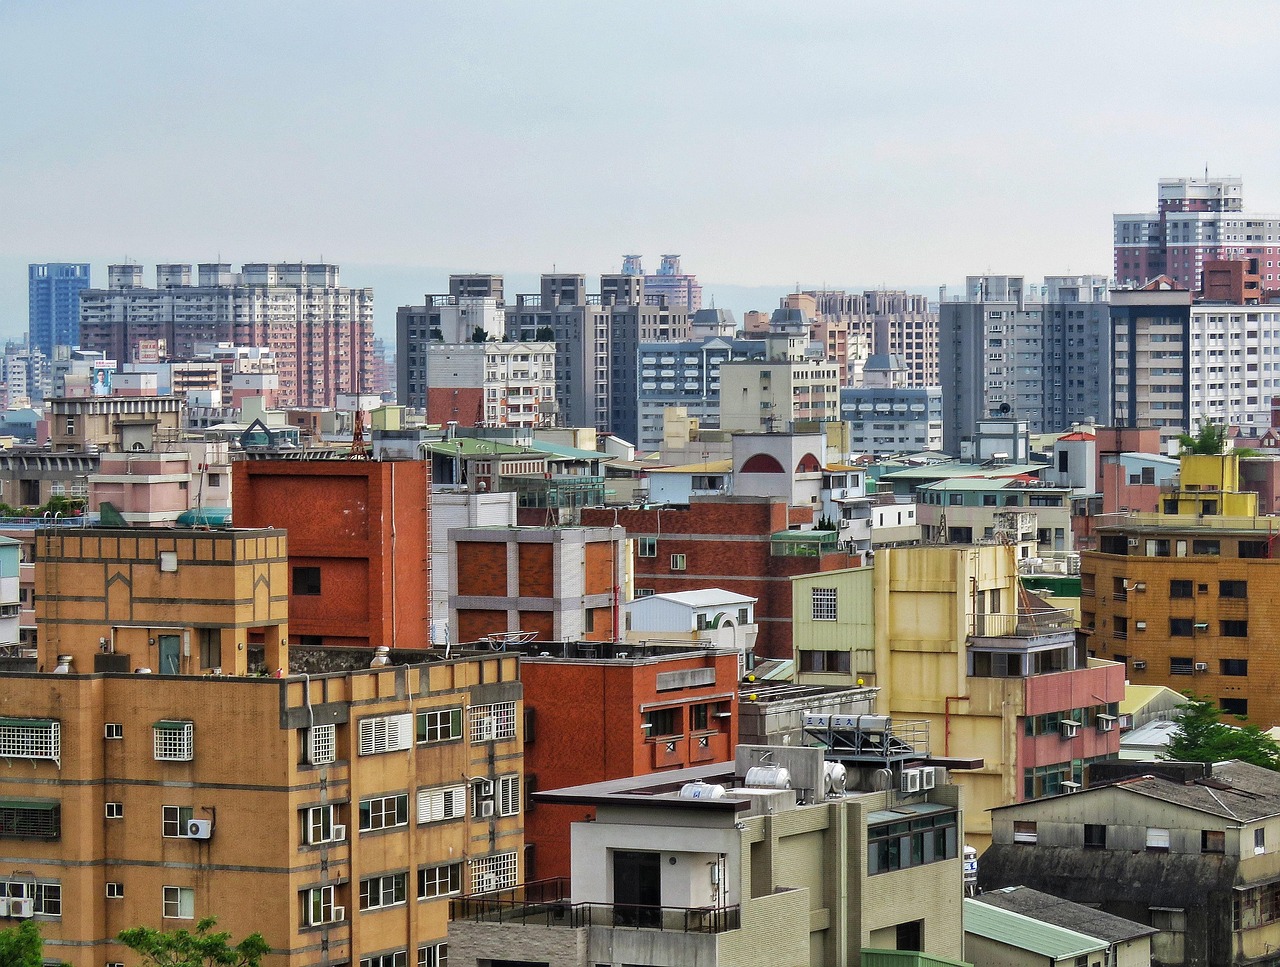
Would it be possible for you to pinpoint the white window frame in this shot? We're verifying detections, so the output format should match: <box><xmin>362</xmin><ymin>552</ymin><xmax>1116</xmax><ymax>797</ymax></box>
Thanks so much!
<box><xmin>105</xmin><ymin>882</ymin><xmax>124</xmax><ymax>899</ymax></box>
<box><xmin>308</xmin><ymin>723</ymin><xmax>337</xmax><ymax>765</ymax></box>
<box><xmin>418</xmin><ymin>943</ymin><xmax>448</xmax><ymax>967</ymax></box>
<box><xmin>469</xmin><ymin>703</ymin><xmax>517</xmax><ymax>743</ymax></box>
<box><xmin>104</xmin><ymin>722</ymin><xmax>124</xmax><ymax>740</ymax></box>
<box><xmin>162</xmin><ymin>885</ymin><xmax>194</xmax><ymax>919</ymax></box>
<box><xmin>358</xmin><ymin>714</ymin><xmax>413</xmax><ymax>756</ymax></box>
<box><xmin>361</xmin><ymin>953</ymin><xmax>407</xmax><ymax>967</ymax></box>
<box><xmin>303</xmin><ymin>804</ymin><xmax>342</xmax><ymax>844</ymax></box>
<box><xmin>416</xmin><ymin>707</ymin><xmax>463</xmax><ymax>745</ymax></box>
<box><xmin>359</xmin><ymin>872</ymin><xmax>407</xmax><ymax>911</ymax></box>
<box><xmin>162</xmin><ymin>805</ymin><xmax>194</xmax><ymax>838</ymax></box>
<box><xmin>417</xmin><ymin>786</ymin><xmax>466</xmax><ymax>825</ymax></box>
<box><xmin>670</xmin><ymin>553</ymin><xmax>686</xmax><ymax>571</ymax></box>
<box><xmin>0</xmin><ymin>718</ymin><xmax>60</xmax><ymax>767</ymax></box>
<box><xmin>153</xmin><ymin>721</ymin><xmax>194</xmax><ymax>762</ymax></box>
<box><xmin>0</xmin><ymin>878</ymin><xmax>61</xmax><ymax>917</ymax></box>
<box><xmin>105</xmin><ymin>802</ymin><xmax>124</xmax><ymax>820</ymax></box>
<box><xmin>811</xmin><ymin>587</ymin><xmax>838</xmax><ymax>621</ymax></box>
<box><xmin>417</xmin><ymin>864</ymin><xmax>461</xmax><ymax>900</ymax></box>
<box><xmin>498</xmin><ymin>775</ymin><xmax>521</xmax><ymax>817</ymax></box>
<box><xmin>359</xmin><ymin>793</ymin><xmax>408</xmax><ymax>832</ymax></box>
<box><xmin>637</xmin><ymin>537</ymin><xmax>657</xmax><ymax>558</ymax></box>
<box><xmin>305</xmin><ymin>885</ymin><xmax>339</xmax><ymax>925</ymax></box>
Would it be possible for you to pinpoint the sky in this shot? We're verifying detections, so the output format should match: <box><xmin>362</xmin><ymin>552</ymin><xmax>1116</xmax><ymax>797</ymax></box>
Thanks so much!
<box><xmin>5</xmin><ymin>1</ymin><xmax>1280</xmax><ymax>342</ymax></box>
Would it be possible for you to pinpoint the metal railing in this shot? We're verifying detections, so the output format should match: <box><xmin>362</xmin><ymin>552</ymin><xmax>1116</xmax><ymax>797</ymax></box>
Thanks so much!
<box><xmin>971</xmin><ymin>609</ymin><xmax>1074</xmax><ymax>638</ymax></box>
<box><xmin>450</xmin><ymin>878</ymin><xmax>740</xmax><ymax>934</ymax></box>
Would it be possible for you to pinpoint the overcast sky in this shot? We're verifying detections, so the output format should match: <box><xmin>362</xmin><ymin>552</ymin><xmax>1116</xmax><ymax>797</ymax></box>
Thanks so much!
<box><xmin>5</xmin><ymin>1</ymin><xmax>1280</xmax><ymax>340</ymax></box>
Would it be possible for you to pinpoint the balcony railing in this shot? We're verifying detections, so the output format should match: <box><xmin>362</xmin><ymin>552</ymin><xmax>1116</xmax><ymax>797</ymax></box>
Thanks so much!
<box><xmin>450</xmin><ymin>878</ymin><xmax>740</xmax><ymax>934</ymax></box>
<box><xmin>971</xmin><ymin>609</ymin><xmax>1074</xmax><ymax>638</ymax></box>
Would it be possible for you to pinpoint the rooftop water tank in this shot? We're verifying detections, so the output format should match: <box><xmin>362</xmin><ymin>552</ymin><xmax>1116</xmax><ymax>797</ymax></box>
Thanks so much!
<box><xmin>745</xmin><ymin>766</ymin><xmax>792</xmax><ymax>790</ymax></box>
<box><xmin>824</xmin><ymin>761</ymin><xmax>848</xmax><ymax>796</ymax></box>
<box><xmin>680</xmin><ymin>780</ymin><xmax>727</xmax><ymax>800</ymax></box>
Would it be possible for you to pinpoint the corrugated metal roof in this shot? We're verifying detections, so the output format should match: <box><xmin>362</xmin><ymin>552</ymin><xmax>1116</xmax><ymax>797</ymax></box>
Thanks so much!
<box><xmin>648</xmin><ymin>459</ymin><xmax>734</xmax><ymax>474</ymax></box>
<box><xmin>975</xmin><ymin>886</ymin><xmax>1158</xmax><ymax>944</ymax></box>
<box><xmin>631</xmin><ymin>588</ymin><xmax>757</xmax><ymax>608</ymax></box>
<box><xmin>963</xmin><ymin>897</ymin><xmax>1106</xmax><ymax>959</ymax></box>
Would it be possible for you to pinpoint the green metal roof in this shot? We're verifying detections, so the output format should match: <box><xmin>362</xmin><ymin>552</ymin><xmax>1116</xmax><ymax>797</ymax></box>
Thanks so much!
<box><xmin>526</xmin><ymin>441</ymin><xmax>614</xmax><ymax>462</ymax></box>
<box><xmin>420</xmin><ymin>439</ymin><xmax>528</xmax><ymax>457</ymax></box>
<box><xmin>918</xmin><ymin>477</ymin><xmax>1069</xmax><ymax>492</ymax></box>
<box><xmin>963</xmin><ymin>897</ymin><xmax>1106</xmax><ymax>960</ymax></box>
<box><xmin>769</xmin><ymin>530</ymin><xmax>838</xmax><ymax>542</ymax></box>
<box><xmin>0</xmin><ymin>798</ymin><xmax>57</xmax><ymax>810</ymax></box>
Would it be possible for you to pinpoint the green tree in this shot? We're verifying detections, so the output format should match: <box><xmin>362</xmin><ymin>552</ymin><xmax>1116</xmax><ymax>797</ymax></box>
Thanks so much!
<box><xmin>1177</xmin><ymin>421</ymin><xmax>1228</xmax><ymax>455</ymax></box>
<box><xmin>1163</xmin><ymin>695</ymin><xmax>1280</xmax><ymax>770</ymax></box>
<box><xmin>118</xmin><ymin>917</ymin><xmax>269</xmax><ymax>967</ymax></box>
<box><xmin>0</xmin><ymin>920</ymin><xmax>48</xmax><ymax>967</ymax></box>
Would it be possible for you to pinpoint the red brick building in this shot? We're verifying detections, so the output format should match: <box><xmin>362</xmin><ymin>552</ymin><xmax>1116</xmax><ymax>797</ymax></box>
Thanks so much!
<box><xmin>582</xmin><ymin>496</ymin><xmax>859</xmax><ymax>660</ymax></box>
<box><xmin>450</xmin><ymin>525</ymin><xmax>625</xmax><ymax>643</ymax></box>
<box><xmin>519</xmin><ymin>642</ymin><xmax>740</xmax><ymax>879</ymax></box>
<box><xmin>231</xmin><ymin>459</ymin><xmax>430</xmax><ymax>649</ymax></box>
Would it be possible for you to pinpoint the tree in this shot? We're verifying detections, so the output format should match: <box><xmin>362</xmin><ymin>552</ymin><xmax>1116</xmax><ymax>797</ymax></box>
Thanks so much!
<box><xmin>1178</xmin><ymin>421</ymin><xmax>1228</xmax><ymax>455</ymax></box>
<box><xmin>1163</xmin><ymin>695</ymin><xmax>1280</xmax><ymax>770</ymax></box>
<box><xmin>118</xmin><ymin>917</ymin><xmax>269</xmax><ymax>967</ymax></box>
<box><xmin>0</xmin><ymin>920</ymin><xmax>48</xmax><ymax>967</ymax></box>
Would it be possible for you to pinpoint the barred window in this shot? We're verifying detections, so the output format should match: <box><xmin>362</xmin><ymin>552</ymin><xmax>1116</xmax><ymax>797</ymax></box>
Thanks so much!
<box><xmin>811</xmin><ymin>587</ymin><xmax>838</xmax><ymax>621</ymax></box>
<box><xmin>416</xmin><ymin>708</ymin><xmax>462</xmax><ymax>744</ymax></box>
<box><xmin>358</xmin><ymin>714</ymin><xmax>413</xmax><ymax>756</ymax></box>
<box><xmin>0</xmin><ymin>800</ymin><xmax>59</xmax><ymax>840</ymax></box>
<box><xmin>418</xmin><ymin>863</ymin><xmax>461</xmax><ymax>899</ymax></box>
<box><xmin>153</xmin><ymin>721</ymin><xmax>194</xmax><ymax>761</ymax></box>
<box><xmin>418</xmin><ymin>944</ymin><xmax>448</xmax><ymax>967</ymax></box>
<box><xmin>359</xmin><ymin>872</ymin><xmax>407</xmax><ymax>911</ymax></box>
<box><xmin>0</xmin><ymin>718</ymin><xmax>60</xmax><ymax>767</ymax></box>
<box><xmin>469</xmin><ymin>703</ymin><xmax>517</xmax><ymax>743</ymax></box>
<box><xmin>498</xmin><ymin>776</ymin><xmax>520</xmax><ymax>817</ymax></box>
<box><xmin>417</xmin><ymin>786</ymin><xmax>466</xmax><ymax>825</ymax></box>
<box><xmin>469</xmin><ymin>851</ymin><xmax>518</xmax><ymax>892</ymax></box>
<box><xmin>359</xmin><ymin>794</ymin><xmax>408</xmax><ymax>832</ymax></box>
<box><xmin>308</xmin><ymin>724</ymin><xmax>336</xmax><ymax>765</ymax></box>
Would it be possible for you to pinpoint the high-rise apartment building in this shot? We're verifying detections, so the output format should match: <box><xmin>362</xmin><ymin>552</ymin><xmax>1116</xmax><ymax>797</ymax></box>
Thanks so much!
<box><xmin>623</xmin><ymin>253</ymin><xmax>703</xmax><ymax>311</ymax></box>
<box><xmin>79</xmin><ymin>263</ymin><xmax>373</xmax><ymax>407</ymax></box>
<box><xmin>28</xmin><ymin>263</ymin><xmax>90</xmax><ymax>357</ymax></box>
<box><xmin>796</xmin><ymin>289</ymin><xmax>939</xmax><ymax>387</ymax></box>
<box><xmin>1110</xmin><ymin>176</ymin><xmax>1280</xmax><ymax>291</ymax></box>
<box><xmin>939</xmin><ymin>275</ymin><xmax>1111</xmax><ymax>455</ymax></box>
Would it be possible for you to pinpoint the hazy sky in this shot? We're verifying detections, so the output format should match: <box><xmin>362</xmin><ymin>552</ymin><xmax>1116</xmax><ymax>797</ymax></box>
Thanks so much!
<box><xmin>6</xmin><ymin>1</ymin><xmax>1280</xmax><ymax>340</ymax></box>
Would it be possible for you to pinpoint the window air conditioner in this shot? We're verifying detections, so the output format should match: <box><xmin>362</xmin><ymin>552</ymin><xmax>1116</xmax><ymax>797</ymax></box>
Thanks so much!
<box><xmin>329</xmin><ymin>906</ymin><xmax>345</xmax><ymax>923</ymax></box>
<box><xmin>1133</xmin><ymin>660</ymin><xmax>1147</xmax><ymax>670</ymax></box>
<box><xmin>1060</xmin><ymin>720</ymin><xmax>1081</xmax><ymax>739</ymax></box>
<box><xmin>331</xmin><ymin>824</ymin><xmax>346</xmax><ymax>842</ymax></box>
<box><xmin>1195</xmin><ymin>662</ymin><xmax>1209</xmax><ymax>672</ymax></box>
<box><xmin>186</xmin><ymin>819</ymin><xmax>213</xmax><ymax>840</ymax></box>
<box><xmin>477</xmin><ymin>779</ymin><xmax>495</xmax><ymax>798</ymax></box>
<box><xmin>1061</xmin><ymin>781</ymin><xmax>1081</xmax><ymax>793</ymax></box>
<box><xmin>921</xmin><ymin>766</ymin><xmax>937</xmax><ymax>790</ymax></box>
<box><xmin>480</xmin><ymin>800</ymin><xmax>495</xmax><ymax>818</ymax></box>
<box><xmin>1128</xmin><ymin>538</ymin><xmax>1140</xmax><ymax>547</ymax></box>
<box><xmin>901</xmin><ymin>769</ymin><xmax>922</xmax><ymax>794</ymax></box>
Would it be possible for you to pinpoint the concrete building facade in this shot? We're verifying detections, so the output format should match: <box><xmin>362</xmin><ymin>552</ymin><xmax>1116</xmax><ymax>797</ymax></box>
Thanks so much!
<box><xmin>28</xmin><ymin>263</ymin><xmax>90</xmax><ymax>358</ymax></box>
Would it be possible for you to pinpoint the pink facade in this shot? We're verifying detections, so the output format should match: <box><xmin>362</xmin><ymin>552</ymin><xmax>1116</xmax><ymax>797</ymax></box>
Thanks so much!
<box><xmin>90</xmin><ymin>452</ymin><xmax>195</xmax><ymax>525</ymax></box>
<box><xmin>1018</xmin><ymin>661</ymin><xmax>1124</xmax><ymax>800</ymax></box>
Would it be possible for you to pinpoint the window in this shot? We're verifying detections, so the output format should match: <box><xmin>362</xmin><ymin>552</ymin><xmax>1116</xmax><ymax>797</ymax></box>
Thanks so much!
<box><xmin>307</xmin><ymin>724</ymin><xmax>336</xmax><ymax>765</ymax></box>
<box><xmin>1222</xmin><ymin>698</ymin><xmax>1250</xmax><ymax>717</ymax></box>
<box><xmin>418</xmin><ymin>864</ymin><xmax>461</xmax><ymax>900</ymax></box>
<box><xmin>469</xmin><ymin>703</ymin><xmax>517</xmax><ymax>743</ymax></box>
<box><xmin>867</xmin><ymin>810</ymin><xmax>959</xmax><ymax>874</ymax></box>
<box><xmin>0</xmin><ymin>718</ymin><xmax>60</xmax><ymax>766</ymax></box>
<box><xmin>417</xmin><ymin>786</ymin><xmax>466</xmax><ymax>824</ymax></box>
<box><xmin>643</xmin><ymin>707</ymin><xmax>681</xmax><ymax>737</ymax></box>
<box><xmin>358</xmin><ymin>714</ymin><xmax>413</xmax><ymax>756</ymax></box>
<box><xmin>1170</xmin><ymin>580</ymin><xmax>1193</xmax><ymax>599</ymax></box>
<box><xmin>498</xmin><ymin>776</ymin><xmax>520</xmax><ymax>817</ymax></box>
<box><xmin>811</xmin><ymin>587</ymin><xmax>838</xmax><ymax>621</ymax></box>
<box><xmin>303</xmin><ymin>804</ymin><xmax>342</xmax><ymax>844</ymax></box>
<box><xmin>0</xmin><ymin>799</ymin><xmax>59</xmax><ymax>840</ymax></box>
<box><xmin>105</xmin><ymin>802</ymin><xmax>123</xmax><ymax>820</ymax></box>
<box><xmin>162</xmin><ymin>805</ymin><xmax>194</xmax><ymax>838</ymax></box>
<box><xmin>948</xmin><ymin>493</ymin><xmax>963</xmax><ymax>506</ymax></box>
<box><xmin>104</xmin><ymin>722</ymin><xmax>123</xmax><ymax>740</ymax></box>
<box><xmin>1084</xmin><ymin>824</ymin><xmax>1106</xmax><ymax>849</ymax></box>
<box><xmin>1202</xmin><ymin>830</ymin><xmax>1225</xmax><ymax>853</ymax></box>
<box><xmin>1193</xmin><ymin>539</ymin><xmax>1220</xmax><ymax>556</ymax></box>
<box><xmin>293</xmin><ymin>566</ymin><xmax>321</xmax><ymax>595</ymax></box>
<box><xmin>105</xmin><ymin>882</ymin><xmax>124</xmax><ymax>899</ymax></box>
<box><xmin>162</xmin><ymin>886</ymin><xmax>195</xmax><ymax>919</ymax></box>
<box><xmin>1221</xmin><ymin>620</ymin><xmax>1249</xmax><ymax>638</ymax></box>
<box><xmin>670</xmin><ymin>553</ymin><xmax>686</xmax><ymax>571</ymax></box>
<box><xmin>361</xmin><ymin>954</ymin><xmax>407</xmax><ymax>967</ymax></box>
<box><xmin>1014</xmin><ymin>821</ymin><xmax>1038</xmax><ymax>845</ymax></box>
<box><xmin>418</xmin><ymin>943</ymin><xmax>448</xmax><ymax>967</ymax></box>
<box><xmin>304</xmin><ymin>885</ymin><xmax>340</xmax><ymax>925</ymax></box>
<box><xmin>153</xmin><ymin>721</ymin><xmax>193</xmax><ymax>761</ymax></box>
<box><xmin>799</xmin><ymin>650</ymin><xmax>852</xmax><ymax>674</ymax></box>
<box><xmin>1220</xmin><ymin>580</ymin><xmax>1248</xmax><ymax>598</ymax></box>
<box><xmin>359</xmin><ymin>794</ymin><xmax>408</xmax><ymax>832</ymax></box>
<box><xmin>1146</xmin><ymin>827</ymin><xmax>1171</xmax><ymax>852</ymax></box>
<box><xmin>1221</xmin><ymin>659</ymin><xmax>1249</xmax><ymax>676</ymax></box>
<box><xmin>469</xmin><ymin>851</ymin><xmax>519</xmax><ymax>892</ymax></box>
<box><xmin>417</xmin><ymin>708</ymin><xmax>462</xmax><ymax>744</ymax></box>
<box><xmin>637</xmin><ymin>537</ymin><xmax>656</xmax><ymax>558</ymax></box>
<box><xmin>1170</xmin><ymin>656</ymin><xmax>1194</xmax><ymax>675</ymax></box>
<box><xmin>0</xmin><ymin>878</ymin><xmax>61</xmax><ymax>917</ymax></box>
<box><xmin>691</xmin><ymin>703</ymin><xmax>710</xmax><ymax>731</ymax></box>
<box><xmin>359</xmin><ymin>872</ymin><xmax>407</xmax><ymax>911</ymax></box>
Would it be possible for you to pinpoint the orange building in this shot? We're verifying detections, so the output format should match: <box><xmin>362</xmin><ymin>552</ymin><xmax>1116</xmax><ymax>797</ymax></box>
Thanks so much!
<box><xmin>232</xmin><ymin>459</ymin><xmax>431</xmax><ymax>650</ymax></box>
<box><xmin>449</xmin><ymin>525</ymin><xmax>625</xmax><ymax>644</ymax></box>
<box><xmin>517</xmin><ymin>641</ymin><xmax>741</xmax><ymax>880</ymax></box>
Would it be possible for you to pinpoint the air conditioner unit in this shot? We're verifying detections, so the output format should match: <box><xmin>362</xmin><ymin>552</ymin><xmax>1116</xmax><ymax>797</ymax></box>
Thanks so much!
<box><xmin>1060</xmin><ymin>721</ymin><xmax>1081</xmax><ymax>739</ymax></box>
<box><xmin>1061</xmin><ymin>781</ymin><xmax>1081</xmax><ymax>793</ymax></box>
<box><xmin>480</xmin><ymin>800</ymin><xmax>495</xmax><ymax>818</ymax></box>
<box><xmin>1195</xmin><ymin>623</ymin><xmax>1209</xmax><ymax>632</ymax></box>
<box><xmin>329</xmin><ymin>906</ymin><xmax>345</xmax><ymax>923</ymax></box>
<box><xmin>1195</xmin><ymin>662</ymin><xmax>1209</xmax><ymax>672</ymax></box>
<box><xmin>331</xmin><ymin>824</ymin><xmax>346</xmax><ymax>842</ymax></box>
<box><xmin>1133</xmin><ymin>660</ymin><xmax>1147</xmax><ymax>670</ymax></box>
<box><xmin>921</xmin><ymin>766</ymin><xmax>937</xmax><ymax>790</ymax></box>
<box><xmin>477</xmin><ymin>779</ymin><xmax>495</xmax><ymax>797</ymax></box>
<box><xmin>901</xmin><ymin>769</ymin><xmax>922</xmax><ymax>794</ymax></box>
<box><xmin>185</xmin><ymin>819</ymin><xmax>213</xmax><ymax>840</ymax></box>
<box><xmin>1128</xmin><ymin>538</ymin><xmax>1140</xmax><ymax>547</ymax></box>
<box><xmin>10</xmin><ymin>898</ymin><xmax>33</xmax><ymax>919</ymax></box>
<box><xmin>1135</xmin><ymin>621</ymin><xmax>1147</xmax><ymax>631</ymax></box>
<box><xmin>0</xmin><ymin>898</ymin><xmax>11</xmax><ymax>917</ymax></box>
<box><xmin>1097</xmin><ymin>715</ymin><xmax>1117</xmax><ymax>732</ymax></box>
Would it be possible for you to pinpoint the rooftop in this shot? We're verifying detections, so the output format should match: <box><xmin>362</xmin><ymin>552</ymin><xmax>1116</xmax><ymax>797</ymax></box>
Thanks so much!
<box><xmin>963</xmin><ymin>898</ymin><xmax>1106</xmax><ymax>960</ymax></box>
<box><xmin>879</xmin><ymin>462</ymin><xmax>1045</xmax><ymax>481</ymax></box>
<box><xmin>973</xmin><ymin>886</ymin><xmax>1157</xmax><ymax>945</ymax></box>
<box><xmin>628</xmin><ymin>588</ymin><xmax>758</xmax><ymax>608</ymax></box>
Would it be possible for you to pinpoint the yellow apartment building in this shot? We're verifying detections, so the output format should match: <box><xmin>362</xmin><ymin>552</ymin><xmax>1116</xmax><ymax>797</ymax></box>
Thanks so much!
<box><xmin>11</xmin><ymin>524</ymin><xmax>524</xmax><ymax>967</ymax></box>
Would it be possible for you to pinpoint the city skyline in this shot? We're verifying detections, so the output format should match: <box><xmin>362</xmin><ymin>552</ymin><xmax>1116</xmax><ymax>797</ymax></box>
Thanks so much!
<box><xmin>6</xmin><ymin>2</ymin><xmax>1280</xmax><ymax>339</ymax></box>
